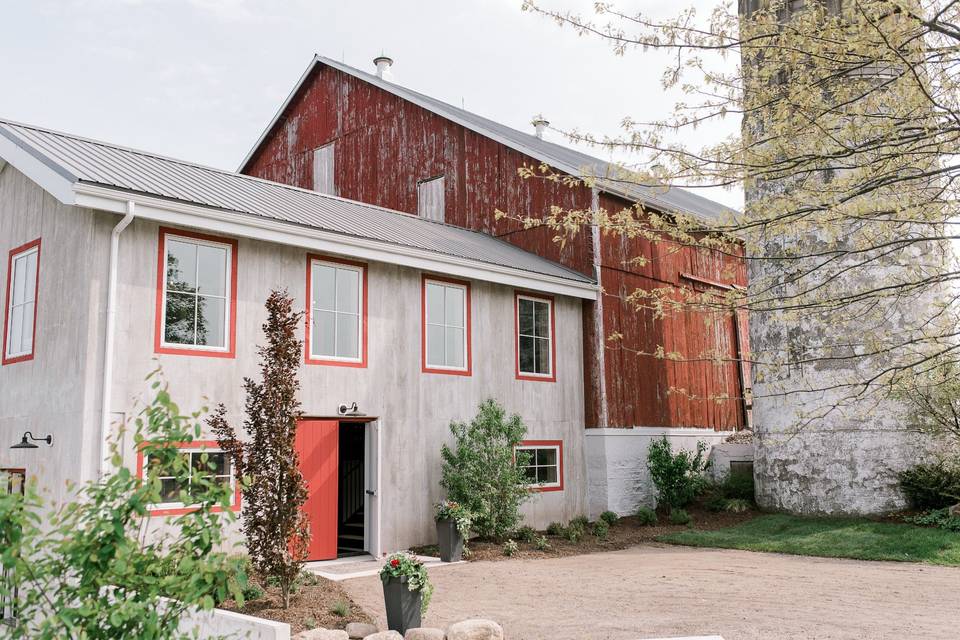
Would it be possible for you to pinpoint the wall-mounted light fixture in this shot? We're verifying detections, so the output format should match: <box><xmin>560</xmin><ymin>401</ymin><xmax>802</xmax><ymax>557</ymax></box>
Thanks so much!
<box><xmin>337</xmin><ymin>402</ymin><xmax>365</xmax><ymax>417</ymax></box>
<box><xmin>10</xmin><ymin>431</ymin><xmax>53</xmax><ymax>450</ymax></box>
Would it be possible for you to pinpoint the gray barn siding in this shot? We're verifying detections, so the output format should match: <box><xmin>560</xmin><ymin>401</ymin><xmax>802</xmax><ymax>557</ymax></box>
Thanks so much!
<box><xmin>105</xmin><ymin>218</ymin><xmax>586</xmax><ymax>550</ymax></box>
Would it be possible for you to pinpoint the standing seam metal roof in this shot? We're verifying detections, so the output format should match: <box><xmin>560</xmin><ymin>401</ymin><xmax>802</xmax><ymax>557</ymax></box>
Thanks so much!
<box><xmin>0</xmin><ymin>118</ymin><xmax>594</xmax><ymax>286</ymax></box>
<box><xmin>239</xmin><ymin>54</ymin><xmax>734</xmax><ymax>223</ymax></box>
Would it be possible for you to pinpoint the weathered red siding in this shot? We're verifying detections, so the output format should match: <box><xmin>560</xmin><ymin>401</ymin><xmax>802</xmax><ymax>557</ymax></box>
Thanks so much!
<box><xmin>243</xmin><ymin>62</ymin><xmax>748</xmax><ymax>430</ymax></box>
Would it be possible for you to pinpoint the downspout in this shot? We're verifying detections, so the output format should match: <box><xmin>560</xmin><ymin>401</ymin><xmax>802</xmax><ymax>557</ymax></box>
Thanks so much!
<box><xmin>99</xmin><ymin>200</ymin><xmax>136</xmax><ymax>477</ymax></box>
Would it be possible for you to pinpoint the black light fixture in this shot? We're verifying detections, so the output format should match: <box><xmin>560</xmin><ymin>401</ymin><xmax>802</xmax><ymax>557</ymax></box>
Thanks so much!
<box><xmin>11</xmin><ymin>431</ymin><xmax>53</xmax><ymax>450</ymax></box>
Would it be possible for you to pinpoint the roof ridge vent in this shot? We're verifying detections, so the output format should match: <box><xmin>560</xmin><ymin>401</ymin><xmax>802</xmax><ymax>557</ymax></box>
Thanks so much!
<box><xmin>373</xmin><ymin>54</ymin><xmax>394</xmax><ymax>80</ymax></box>
<box><xmin>531</xmin><ymin>114</ymin><xmax>549</xmax><ymax>139</ymax></box>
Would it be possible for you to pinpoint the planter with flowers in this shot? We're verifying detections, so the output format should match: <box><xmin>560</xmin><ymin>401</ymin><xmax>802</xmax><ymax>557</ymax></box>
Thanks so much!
<box><xmin>434</xmin><ymin>499</ymin><xmax>473</xmax><ymax>562</ymax></box>
<box><xmin>380</xmin><ymin>552</ymin><xmax>434</xmax><ymax>634</ymax></box>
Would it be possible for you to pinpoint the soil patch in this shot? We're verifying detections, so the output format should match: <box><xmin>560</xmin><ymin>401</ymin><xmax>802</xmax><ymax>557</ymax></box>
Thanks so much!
<box><xmin>220</xmin><ymin>574</ymin><xmax>373</xmax><ymax>634</ymax></box>
<box><xmin>411</xmin><ymin>505</ymin><xmax>755</xmax><ymax>562</ymax></box>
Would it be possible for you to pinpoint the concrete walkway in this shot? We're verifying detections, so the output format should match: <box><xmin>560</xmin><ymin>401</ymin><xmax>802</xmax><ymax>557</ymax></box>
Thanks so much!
<box><xmin>341</xmin><ymin>544</ymin><xmax>959</xmax><ymax>639</ymax></box>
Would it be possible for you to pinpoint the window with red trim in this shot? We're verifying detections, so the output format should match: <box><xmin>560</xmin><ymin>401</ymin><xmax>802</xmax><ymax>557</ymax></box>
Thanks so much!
<box><xmin>306</xmin><ymin>255</ymin><xmax>367</xmax><ymax>367</ymax></box>
<box><xmin>137</xmin><ymin>443</ymin><xmax>240</xmax><ymax>516</ymax></box>
<box><xmin>422</xmin><ymin>275</ymin><xmax>471</xmax><ymax>375</ymax></box>
<box><xmin>3</xmin><ymin>239</ymin><xmax>40</xmax><ymax>365</ymax></box>
<box><xmin>155</xmin><ymin>228</ymin><xmax>237</xmax><ymax>357</ymax></box>
<box><xmin>515</xmin><ymin>292</ymin><xmax>556</xmax><ymax>382</ymax></box>
<box><xmin>515</xmin><ymin>440</ymin><xmax>563</xmax><ymax>492</ymax></box>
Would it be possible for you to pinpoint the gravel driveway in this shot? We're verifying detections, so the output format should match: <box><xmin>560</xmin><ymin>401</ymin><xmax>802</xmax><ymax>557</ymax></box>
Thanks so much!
<box><xmin>341</xmin><ymin>544</ymin><xmax>959</xmax><ymax>639</ymax></box>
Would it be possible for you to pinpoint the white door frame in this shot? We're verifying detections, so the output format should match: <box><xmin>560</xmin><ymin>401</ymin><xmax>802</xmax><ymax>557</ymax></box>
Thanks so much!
<box><xmin>363</xmin><ymin>420</ymin><xmax>382</xmax><ymax>557</ymax></box>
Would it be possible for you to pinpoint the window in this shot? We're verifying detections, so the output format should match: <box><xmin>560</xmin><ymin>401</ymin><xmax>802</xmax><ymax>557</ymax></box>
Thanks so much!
<box><xmin>417</xmin><ymin>176</ymin><xmax>445</xmax><ymax>222</ymax></box>
<box><xmin>155</xmin><ymin>228</ymin><xmax>237</xmax><ymax>357</ymax></box>
<box><xmin>306</xmin><ymin>255</ymin><xmax>367</xmax><ymax>367</ymax></box>
<box><xmin>515</xmin><ymin>441</ymin><xmax>563</xmax><ymax>491</ymax></box>
<box><xmin>421</xmin><ymin>275</ymin><xmax>471</xmax><ymax>375</ymax></box>
<box><xmin>313</xmin><ymin>143</ymin><xmax>335</xmax><ymax>195</ymax></box>
<box><xmin>515</xmin><ymin>293</ymin><xmax>556</xmax><ymax>381</ymax></box>
<box><xmin>3</xmin><ymin>239</ymin><xmax>40</xmax><ymax>365</ymax></box>
<box><xmin>137</xmin><ymin>443</ymin><xmax>240</xmax><ymax>516</ymax></box>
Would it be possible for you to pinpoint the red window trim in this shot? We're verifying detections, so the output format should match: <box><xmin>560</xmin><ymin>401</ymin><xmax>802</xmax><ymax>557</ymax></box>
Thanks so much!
<box><xmin>154</xmin><ymin>227</ymin><xmax>238</xmax><ymax>358</ymax></box>
<box><xmin>514</xmin><ymin>291</ymin><xmax>557</xmax><ymax>382</ymax></box>
<box><xmin>135</xmin><ymin>440</ymin><xmax>242</xmax><ymax>517</ymax></box>
<box><xmin>516</xmin><ymin>439</ymin><xmax>564</xmax><ymax>492</ymax></box>
<box><xmin>421</xmin><ymin>274</ymin><xmax>472</xmax><ymax>376</ymax></box>
<box><xmin>2</xmin><ymin>238</ymin><xmax>41</xmax><ymax>366</ymax></box>
<box><xmin>304</xmin><ymin>254</ymin><xmax>368</xmax><ymax>368</ymax></box>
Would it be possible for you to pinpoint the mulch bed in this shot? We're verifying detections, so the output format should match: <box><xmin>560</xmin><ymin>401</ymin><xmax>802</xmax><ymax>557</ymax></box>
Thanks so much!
<box><xmin>412</xmin><ymin>505</ymin><xmax>757</xmax><ymax>562</ymax></box>
<box><xmin>220</xmin><ymin>574</ymin><xmax>374</xmax><ymax>634</ymax></box>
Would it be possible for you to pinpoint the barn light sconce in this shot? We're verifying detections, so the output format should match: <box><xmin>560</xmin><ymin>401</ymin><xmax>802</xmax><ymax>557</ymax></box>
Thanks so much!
<box><xmin>337</xmin><ymin>402</ymin><xmax>365</xmax><ymax>417</ymax></box>
<box><xmin>11</xmin><ymin>431</ymin><xmax>53</xmax><ymax>450</ymax></box>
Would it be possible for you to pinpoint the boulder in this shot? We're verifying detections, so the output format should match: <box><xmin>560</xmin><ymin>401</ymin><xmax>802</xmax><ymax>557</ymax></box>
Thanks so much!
<box><xmin>346</xmin><ymin>622</ymin><xmax>380</xmax><ymax>638</ymax></box>
<box><xmin>949</xmin><ymin>503</ymin><xmax>960</xmax><ymax>517</ymax></box>
<box><xmin>445</xmin><ymin>619</ymin><xmax>503</xmax><ymax>640</ymax></box>
<box><xmin>364</xmin><ymin>632</ymin><xmax>403</xmax><ymax>640</ymax></box>
<box><xmin>405</xmin><ymin>628</ymin><xmax>445</xmax><ymax>640</ymax></box>
<box><xmin>292</xmin><ymin>630</ymin><xmax>350</xmax><ymax>640</ymax></box>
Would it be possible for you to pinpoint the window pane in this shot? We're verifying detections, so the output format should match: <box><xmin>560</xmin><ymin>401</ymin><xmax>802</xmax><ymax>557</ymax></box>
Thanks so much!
<box><xmin>336</xmin><ymin>313</ymin><xmax>359</xmax><ymax>359</ymax></box>
<box><xmin>534</xmin><ymin>301</ymin><xmax>550</xmax><ymax>338</ymax></box>
<box><xmin>336</xmin><ymin>268</ymin><xmax>359</xmax><ymax>313</ymax></box>
<box><xmin>194</xmin><ymin>452</ymin><xmax>228</xmax><ymax>476</ymax></box>
<box><xmin>522</xmin><ymin>464</ymin><xmax>538</xmax><ymax>483</ymax></box>
<box><xmin>18</xmin><ymin>302</ymin><xmax>34</xmax><ymax>353</ymax></box>
<box><xmin>166</xmin><ymin>240</ymin><xmax>198</xmax><ymax>293</ymax></box>
<box><xmin>426</xmin><ymin>283</ymin><xmax>444</xmax><ymax>323</ymax></box>
<box><xmin>196</xmin><ymin>296</ymin><xmax>225</xmax><ymax>347</ymax></box>
<box><xmin>536</xmin><ymin>448</ymin><xmax>557</xmax><ymax>467</ymax></box>
<box><xmin>535</xmin><ymin>336</ymin><xmax>551</xmax><ymax>375</ymax></box>
<box><xmin>445</xmin><ymin>326</ymin><xmax>464</xmax><ymax>368</ymax></box>
<box><xmin>444</xmin><ymin>286</ymin><xmax>464</xmax><ymax>328</ymax></box>
<box><xmin>426</xmin><ymin>324</ymin><xmax>444</xmax><ymax>366</ymax></box>
<box><xmin>24</xmin><ymin>251</ymin><xmax>37</xmax><ymax>303</ymax></box>
<box><xmin>313</xmin><ymin>310</ymin><xmax>336</xmax><ymax>356</ymax></box>
<box><xmin>196</xmin><ymin>244</ymin><xmax>227</xmax><ymax>296</ymax></box>
<box><xmin>539</xmin><ymin>465</ymin><xmax>558</xmax><ymax>485</ymax></box>
<box><xmin>8</xmin><ymin>304</ymin><xmax>24</xmax><ymax>354</ymax></box>
<box><xmin>518</xmin><ymin>298</ymin><xmax>534</xmax><ymax>336</ymax></box>
<box><xmin>160</xmin><ymin>478</ymin><xmax>183</xmax><ymax>503</ymax></box>
<box><xmin>164</xmin><ymin>292</ymin><xmax>196</xmax><ymax>344</ymax></box>
<box><xmin>312</xmin><ymin>264</ymin><xmax>336</xmax><ymax>311</ymax></box>
<box><xmin>11</xmin><ymin>255</ymin><xmax>27</xmax><ymax>305</ymax></box>
<box><xmin>519</xmin><ymin>335</ymin><xmax>535</xmax><ymax>373</ymax></box>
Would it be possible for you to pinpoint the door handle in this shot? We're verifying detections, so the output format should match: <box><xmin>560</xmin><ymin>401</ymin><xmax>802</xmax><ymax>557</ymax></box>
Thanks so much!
<box><xmin>365</xmin><ymin>489</ymin><xmax>376</xmax><ymax>496</ymax></box>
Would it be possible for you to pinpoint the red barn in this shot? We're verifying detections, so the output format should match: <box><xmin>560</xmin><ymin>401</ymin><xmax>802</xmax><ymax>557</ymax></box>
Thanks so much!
<box><xmin>239</xmin><ymin>55</ymin><xmax>749</xmax><ymax>513</ymax></box>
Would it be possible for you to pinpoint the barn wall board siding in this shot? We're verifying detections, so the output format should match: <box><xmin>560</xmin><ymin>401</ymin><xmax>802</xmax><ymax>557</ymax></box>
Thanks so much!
<box><xmin>243</xmin><ymin>62</ymin><xmax>749</xmax><ymax>431</ymax></box>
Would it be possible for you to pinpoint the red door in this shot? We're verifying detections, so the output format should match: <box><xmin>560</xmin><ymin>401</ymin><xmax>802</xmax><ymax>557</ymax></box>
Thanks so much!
<box><xmin>295</xmin><ymin>420</ymin><xmax>339</xmax><ymax>561</ymax></box>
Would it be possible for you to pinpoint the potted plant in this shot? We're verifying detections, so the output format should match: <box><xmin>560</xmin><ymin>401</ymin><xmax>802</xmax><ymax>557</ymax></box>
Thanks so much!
<box><xmin>434</xmin><ymin>499</ymin><xmax>472</xmax><ymax>562</ymax></box>
<box><xmin>380</xmin><ymin>552</ymin><xmax>434</xmax><ymax>634</ymax></box>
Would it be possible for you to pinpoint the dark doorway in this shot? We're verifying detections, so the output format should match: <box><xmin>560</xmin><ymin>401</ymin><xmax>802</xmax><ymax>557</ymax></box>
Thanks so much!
<box><xmin>337</xmin><ymin>422</ymin><xmax>365</xmax><ymax>556</ymax></box>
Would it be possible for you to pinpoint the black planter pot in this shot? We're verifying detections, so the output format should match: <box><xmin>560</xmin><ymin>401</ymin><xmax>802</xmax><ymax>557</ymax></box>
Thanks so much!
<box><xmin>436</xmin><ymin>518</ymin><xmax>464</xmax><ymax>562</ymax></box>
<box><xmin>382</xmin><ymin>575</ymin><xmax>422</xmax><ymax>634</ymax></box>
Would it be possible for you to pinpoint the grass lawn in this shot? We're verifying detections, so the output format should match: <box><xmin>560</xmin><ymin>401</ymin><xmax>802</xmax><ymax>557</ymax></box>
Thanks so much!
<box><xmin>658</xmin><ymin>513</ymin><xmax>960</xmax><ymax>566</ymax></box>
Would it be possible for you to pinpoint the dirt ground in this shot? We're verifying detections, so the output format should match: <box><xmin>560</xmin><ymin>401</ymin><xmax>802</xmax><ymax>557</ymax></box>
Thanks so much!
<box><xmin>341</xmin><ymin>544</ymin><xmax>960</xmax><ymax>640</ymax></box>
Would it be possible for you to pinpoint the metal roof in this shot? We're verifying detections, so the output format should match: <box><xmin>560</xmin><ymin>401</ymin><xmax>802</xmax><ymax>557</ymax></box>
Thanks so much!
<box><xmin>239</xmin><ymin>54</ymin><xmax>734</xmax><ymax>223</ymax></box>
<box><xmin>0</xmin><ymin>118</ymin><xmax>594</xmax><ymax>287</ymax></box>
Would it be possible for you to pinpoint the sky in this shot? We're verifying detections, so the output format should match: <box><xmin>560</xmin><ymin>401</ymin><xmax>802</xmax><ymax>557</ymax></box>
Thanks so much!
<box><xmin>0</xmin><ymin>0</ymin><xmax>741</xmax><ymax>208</ymax></box>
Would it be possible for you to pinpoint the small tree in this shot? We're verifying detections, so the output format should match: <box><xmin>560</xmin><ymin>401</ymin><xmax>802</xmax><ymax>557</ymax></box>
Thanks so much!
<box><xmin>440</xmin><ymin>399</ymin><xmax>530</xmax><ymax>540</ymax></box>
<box><xmin>0</xmin><ymin>376</ymin><xmax>245</xmax><ymax>640</ymax></box>
<box><xmin>646</xmin><ymin>437</ymin><xmax>710</xmax><ymax>511</ymax></box>
<box><xmin>209</xmin><ymin>289</ymin><xmax>309</xmax><ymax>609</ymax></box>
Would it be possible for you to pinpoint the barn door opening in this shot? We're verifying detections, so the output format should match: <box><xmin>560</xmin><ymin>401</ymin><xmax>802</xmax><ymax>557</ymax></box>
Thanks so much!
<box><xmin>337</xmin><ymin>422</ymin><xmax>365</xmax><ymax>557</ymax></box>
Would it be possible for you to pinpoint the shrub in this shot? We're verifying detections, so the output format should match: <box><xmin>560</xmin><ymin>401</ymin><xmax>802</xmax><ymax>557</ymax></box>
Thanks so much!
<box><xmin>669</xmin><ymin>508</ymin><xmax>693</xmax><ymax>525</ymax></box>
<box><xmin>570</xmin><ymin>515</ymin><xmax>590</xmax><ymax>529</ymax></box>
<box><xmin>440</xmin><ymin>399</ymin><xmax>531</xmax><ymax>540</ymax></box>
<box><xmin>721</xmin><ymin>470</ymin><xmax>756</xmax><ymax>501</ymax></box>
<box><xmin>592</xmin><ymin>519</ymin><xmax>610</xmax><ymax>540</ymax></box>
<box><xmin>209</xmin><ymin>290</ymin><xmax>310</xmax><ymax>609</ymax></box>
<box><xmin>599</xmin><ymin>510</ymin><xmax>620</xmax><ymax>526</ymax></box>
<box><xmin>724</xmin><ymin>498</ymin><xmax>753</xmax><ymax>513</ymax></box>
<box><xmin>242</xmin><ymin>583</ymin><xmax>265</xmax><ymax>602</ymax></box>
<box><xmin>704</xmin><ymin>492</ymin><xmax>727</xmax><ymax>512</ymax></box>
<box><xmin>904</xmin><ymin>508</ymin><xmax>960</xmax><ymax>532</ymax></box>
<box><xmin>503</xmin><ymin>539</ymin><xmax>519</xmax><ymax>556</ymax></box>
<box><xmin>329</xmin><ymin>599</ymin><xmax>351</xmax><ymax>617</ymax></box>
<box><xmin>647</xmin><ymin>437</ymin><xmax>711</xmax><ymax>509</ymax></box>
<box><xmin>515</xmin><ymin>525</ymin><xmax>537</xmax><ymax>543</ymax></box>
<box><xmin>534</xmin><ymin>535</ymin><xmax>551</xmax><ymax>551</ymax></box>
<box><xmin>563</xmin><ymin>524</ymin><xmax>584</xmax><ymax>542</ymax></box>
<box><xmin>636</xmin><ymin>506</ymin><xmax>658</xmax><ymax>525</ymax></box>
<box><xmin>304</xmin><ymin>617</ymin><xmax>319</xmax><ymax>629</ymax></box>
<box><xmin>546</xmin><ymin>521</ymin><xmax>564</xmax><ymax>536</ymax></box>
<box><xmin>898</xmin><ymin>460</ymin><xmax>960</xmax><ymax>510</ymax></box>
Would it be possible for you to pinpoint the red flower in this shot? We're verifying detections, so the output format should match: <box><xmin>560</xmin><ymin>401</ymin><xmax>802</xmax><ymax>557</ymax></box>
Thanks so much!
<box><xmin>390</xmin><ymin>559</ymin><xmax>400</xmax><ymax>567</ymax></box>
